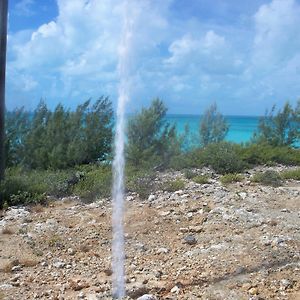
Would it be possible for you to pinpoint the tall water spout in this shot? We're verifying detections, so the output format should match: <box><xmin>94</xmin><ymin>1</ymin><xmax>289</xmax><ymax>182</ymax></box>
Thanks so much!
<box><xmin>112</xmin><ymin>1</ymin><xmax>133</xmax><ymax>298</ymax></box>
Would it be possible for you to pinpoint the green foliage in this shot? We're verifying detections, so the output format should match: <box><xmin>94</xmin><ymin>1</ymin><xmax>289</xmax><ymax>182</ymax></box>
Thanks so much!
<box><xmin>72</xmin><ymin>164</ymin><xmax>112</xmax><ymax>202</ymax></box>
<box><xmin>220</xmin><ymin>173</ymin><xmax>243</xmax><ymax>185</ymax></box>
<box><xmin>201</xmin><ymin>142</ymin><xmax>246</xmax><ymax>174</ymax></box>
<box><xmin>199</xmin><ymin>103</ymin><xmax>229</xmax><ymax>146</ymax></box>
<box><xmin>171</xmin><ymin>143</ymin><xmax>247</xmax><ymax>174</ymax></box>
<box><xmin>281</xmin><ymin>168</ymin><xmax>300</xmax><ymax>180</ymax></box>
<box><xmin>238</xmin><ymin>143</ymin><xmax>300</xmax><ymax>166</ymax></box>
<box><xmin>125</xmin><ymin>167</ymin><xmax>156</xmax><ymax>199</ymax></box>
<box><xmin>169</xmin><ymin>148</ymin><xmax>207</xmax><ymax>170</ymax></box>
<box><xmin>127</xmin><ymin>99</ymin><xmax>181</xmax><ymax>169</ymax></box>
<box><xmin>23</xmin><ymin>100</ymin><xmax>50</xmax><ymax>169</ymax></box>
<box><xmin>184</xmin><ymin>169</ymin><xmax>198</xmax><ymax>179</ymax></box>
<box><xmin>0</xmin><ymin>168</ymin><xmax>73</xmax><ymax>206</ymax></box>
<box><xmin>0</xmin><ymin>171</ymin><xmax>44</xmax><ymax>206</ymax></box>
<box><xmin>192</xmin><ymin>175</ymin><xmax>210</xmax><ymax>184</ymax></box>
<box><xmin>253</xmin><ymin>101</ymin><xmax>300</xmax><ymax>147</ymax></box>
<box><xmin>0</xmin><ymin>165</ymin><xmax>113</xmax><ymax>207</ymax></box>
<box><xmin>6</xmin><ymin>98</ymin><xmax>113</xmax><ymax>169</ymax></box>
<box><xmin>162</xmin><ymin>179</ymin><xmax>185</xmax><ymax>192</ymax></box>
<box><xmin>251</xmin><ymin>170</ymin><xmax>283</xmax><ymax>187</ymax></box>
<box><xmin>5</xmin><ymin>108</ymin><xmax>30</xmax><ymax>167</ymax></box>
<box><xmin>169</xmin><ymin>153</ymin><xmax>196</xmax><ymax>170</ymax></box>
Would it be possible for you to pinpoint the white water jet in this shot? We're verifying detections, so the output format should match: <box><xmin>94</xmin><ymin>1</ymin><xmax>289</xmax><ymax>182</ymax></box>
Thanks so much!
<box><xmin>112</xmin><ymin>1</ymin><xmax>134</xmax><ymax>298</ymax></box>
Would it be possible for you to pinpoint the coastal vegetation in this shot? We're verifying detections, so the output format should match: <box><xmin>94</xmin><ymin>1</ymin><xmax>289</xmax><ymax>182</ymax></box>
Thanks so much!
<box><xmin>252</xmin><ymin>101</ymin><xmax>300</xmax><ymax>147</ymax></box>
<box><xmin>0</xmin><ymin>98</ymin><xmax>299</xmax><ymax>207</ymax></box>
<box><xmin>220</xmin><ymin>173</ymin><xmax>244</xmax><ymax>185</ymax></box>
<box><xmin>199</xmin><ymin>103</ymin><xmax>229</xmax><ymax>146</ymax></box>
<box><xmin>251</xmin><ymin>170</ymin><xmax>283</xmax><ymax>187</ymax></box>
<box><xmin>5</xmin><ymin>97</ymin><xmax>113</xmax><ymax>169</ymax></box>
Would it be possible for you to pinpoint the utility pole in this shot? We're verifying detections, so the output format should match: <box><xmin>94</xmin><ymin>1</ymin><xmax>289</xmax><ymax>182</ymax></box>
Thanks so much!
<box><xmin>0</xmin><ymin>0</ymin><xmax>8</xmax><ymax>195</ymax></box>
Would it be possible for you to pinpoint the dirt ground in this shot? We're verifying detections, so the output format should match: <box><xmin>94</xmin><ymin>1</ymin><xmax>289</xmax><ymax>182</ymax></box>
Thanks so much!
<box><xmin>0</xmin><ymin>171</ymin><xmax>300</xmax><ymax>299</ymax></box>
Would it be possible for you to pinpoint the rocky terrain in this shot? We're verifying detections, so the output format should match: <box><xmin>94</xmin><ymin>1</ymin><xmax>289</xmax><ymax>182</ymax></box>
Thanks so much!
<box><xmin>0</xmin><ymin>166</ymin><xmax>300</xmax><ymax>300</ymax></box>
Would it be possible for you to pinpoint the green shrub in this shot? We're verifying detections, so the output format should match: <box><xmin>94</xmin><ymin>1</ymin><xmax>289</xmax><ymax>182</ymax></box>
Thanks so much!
<box><xmin>125</xmin><ymin>166</ymin><xmax>156</xmax><ymax>199</ymax></box>
<box><xmin>251</xmin><ymin>170</ymin><xmax>283</xmax><ymax>187</ymax></box>
<box><xmin>9</xmin><ymin>191</ymin><xmax>45</xmax><ymax>206</ymax></box>
<box><xmin>0</xmin><ymin>167</ymin><xmax>79</xmax><ymax>207</ymax></box>
<box><xmin>201</xmin><ymin>142</ymin><xmax>246</xmax><ymax>174</ymax></box>
<box><xmin>6</xmin><ymin>98</ymin><xmax>113</xmax><ymax>169</ymax></box>
<box><xmin>281</xmin><ymin>168</ymin><xmax>300</xmax><ymax>180</ymax></box>
<box><xmin>199</xmin><ymin>103</ymin><xmax>229</xmax><ymax>146</ymax></box>
<box><xmin>126</xmin><ymin>169</ymin><xmax>156</xmax><ymax>199</ymax></box>
<box><xmin>239</xmin><ymin>144</ymin><xmax>300</xmax><ymax>166</ymax></box>
<box><xmin>72</xmin><ymin>165</ymin><xmax>112</xmax><ymax>202</ymax></box>
<box><xmin>169</xmin><ymin>150</ymin><xmax>204</xmax><ymax>170</ymax></box>
<box><xmin>220</xmin><ymin>173</ymin><xmax>243</xmax><ymax>185</ymax></box>
<box><xmin>252</xmin><ymin>101</ymin><xmax>300</xmax><ymax>147</ymax></box>
<box><xmin>184</xmin><ymin>169</ymin><xmax>198</xmax><ymax>179</ymax></box>
<box><xmin>192</xmin><ymin>175</ymin><xmax>210</xmax><ymax>184</ymax></box>
<box><xmin>0</xmin><ymin>171</ymin><xmax>46</xmax><ymax>206</ymax></box>
<box><xmin>127</xmin><ymin>99</ymin><xmax>181</xmax><ymax>170</ymax></box>
<box><xmin>162</xmin><ymin>179</ymin><xmax>185</xmax><ymax>192</ymax></box>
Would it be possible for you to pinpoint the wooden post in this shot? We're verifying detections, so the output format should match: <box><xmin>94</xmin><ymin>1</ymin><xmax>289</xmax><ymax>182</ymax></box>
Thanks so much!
<box><xmin>0</xmin><ymin>0</ymin><xmax>8</xmax><ymax>200</ymax></box>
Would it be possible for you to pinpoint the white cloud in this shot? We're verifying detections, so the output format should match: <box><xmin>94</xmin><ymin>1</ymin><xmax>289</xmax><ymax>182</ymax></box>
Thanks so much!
<box><xmin>8</xmin><ymin>0</ymin><xmax>172</xmax><ymax>109</ymax></box>
<box><xmin>7</xmin><ymin>0</ymin><xmax>300</xmax><ymax>114</ymax></box>
<box><xmin>253</xmin><ymin>0</ymin><xmax>300</xmax><ymax>69</ymax></box>
<box><xmin>203</xmin><ymin>30</ymin><xmax>225</xmax><ymax>51</ymax></box>
<box><xmin>237</xmin><ymin>0</ymin><xmax>300</xmax><ymax>108</ymax></box>
<box><xmin>165</xmin><ymin>30</ymin><xmax>243</xmax><ymax>75</ymax></box>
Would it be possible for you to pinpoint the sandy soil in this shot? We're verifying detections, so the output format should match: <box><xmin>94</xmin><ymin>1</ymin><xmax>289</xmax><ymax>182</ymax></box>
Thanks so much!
<box><xmin>0</xmin><ymin>170</ymin><xmax>299</xmax><ymax>300</ymax></box>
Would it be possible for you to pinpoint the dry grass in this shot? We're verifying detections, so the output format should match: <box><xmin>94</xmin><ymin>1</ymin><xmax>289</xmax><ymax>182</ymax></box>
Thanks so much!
<box><xmin>79</xmin><ymin>243</ymin><xmax>91</xmax><ymax>253</ymax></box>
<box><xmin>104</xmin><ymin>268</ymin><xmax>112</xmax><ymax>276</ymax></box>
<box><xmin>1</xmin><ymin>227</ymin><xmax>14</xmax><ymax>235</ymax></box>
<box><xmin>30</xmin><ymin>204</ymin><xmax>44</xmax><ymax>213</ymax></box>
<box><xmin>0</xmin><ymin>259</ymin><xmax>19</xmax><ymax>273</ymax></box>
<box><xmin>1</xmin><ymin>258</ymin><xmax>39</xmax><ymax>273</ymax></box>
<box><xmin>48</xmin><ymin>234</ymin><xmax>63</xmax><ymax>247</ymax></box>
<box><xmin>1</xmin><ymin>263</ymin><xmax>13</xmax><ymax>273</ymax></box>
<box><xmin>20</xmin><ymin>258</ymin><xmax>39</xmax><ymax>268</ymax></box>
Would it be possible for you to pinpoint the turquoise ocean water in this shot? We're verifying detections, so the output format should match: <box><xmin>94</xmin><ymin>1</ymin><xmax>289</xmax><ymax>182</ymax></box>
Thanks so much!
<box><xmin>166</xmin><ymin>115</ymin><xmax>260</xmax><ymax>144</ymax></box>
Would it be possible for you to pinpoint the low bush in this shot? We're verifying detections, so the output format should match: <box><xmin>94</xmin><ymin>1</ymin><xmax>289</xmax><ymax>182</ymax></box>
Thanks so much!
<box><xmin>201</xmin><ymin>142</ymin><xmax>247</xmax><ymax>174</ymax></box>
<box><xmin>281</xmin><ymin>168</ymin><xmax>300</xmax><ymax>180</ymax></box>
<box><xmin>1</xmin><ymin>164</ymin><xmax>159</xmax><ymax>206</ymax></box>
<box><xmin>251</xmin><ymin>170</ymin><xmax>283</xmax><ymax>187</ymax></box>
<box><xmin>184</xmin><ymin>169</ymin><xmax>197</xmax><ymax>179</ymax></box>
<box><xmin>0</xmin><ymin>168</ymin><xmax>57</xmax><ymax>206</ymax></box>
<box><xmin>126</xmin><ymin>168</ymin><xmax>156</xmax><ymax>199</ymax></box>
<box><xmin>220</xmin><ymin>173</ymin><xmax>243</xmax><ymax>185</ymax></box>
<box><xmin>239</xmin><ymin>144</ymin><xmax>300</xmax><ymax>166</ymax></box>
<box><xmin>72</xmin><ymin>164</ymin><xmax>112</xmax><ymax>202</ymax></box>
<box><xmin>162</xmin><ymin>179</ymin><xmax>185</xmax><ymax>192</ymax></box>
<box><xmin>192</xmin><ymin>175</ymin><xmax>210</xmax><ymax>184</ymax></box>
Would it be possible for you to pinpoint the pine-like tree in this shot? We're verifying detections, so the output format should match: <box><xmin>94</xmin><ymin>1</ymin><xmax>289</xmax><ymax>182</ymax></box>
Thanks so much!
<box><xmin>199</xmin><ymin>103</ymin><xmax>229</xmax><ymax>146</ymax></box>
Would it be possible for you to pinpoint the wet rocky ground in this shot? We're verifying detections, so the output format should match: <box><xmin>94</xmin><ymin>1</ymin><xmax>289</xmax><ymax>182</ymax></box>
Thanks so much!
<box><xmin>0</xmin><ymin>166</ymin><xmax>300</xmax><ymax>300</ymax></box>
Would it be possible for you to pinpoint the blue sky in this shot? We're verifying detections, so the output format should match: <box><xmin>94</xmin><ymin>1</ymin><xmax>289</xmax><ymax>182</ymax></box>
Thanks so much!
<box><xmin>6</xmin><ymin>0</ymin><xmax>300</xmax><ymax>115</ymax></box>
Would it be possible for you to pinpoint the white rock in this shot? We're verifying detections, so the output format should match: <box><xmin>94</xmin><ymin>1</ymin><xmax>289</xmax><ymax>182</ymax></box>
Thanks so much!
<box><xmin>239</xmin><ymin>192</ymin><xmax>247</xmax><ymax>200</ymax></box>
<box><xmin>5</xmin><ymin>207</ymin><xmax>29</xmax><ymax>221</ymax></box>
<box><xmin>67</xmin><ymin>248</ymin><xmax>76</xmax><ymax>255</ymax></box>
<box><xmin>53</xmin><ymin>261</ymin><xmax>65</xmax><ymax>269</ymax></box>
<box><xmin>171</xmin><ymin>285</ymin><xmax>180</xmax><ymax>293</ymax></box>
<box><xmin>148</xmin><ymin>194</ymin><xmax>156</xmax><ymax>201</ymax></box>
<box><xmin>174</xmin><ymin>190</ymin><xmax>183</xmax><ymax>195</ymax></box>
<box><xmin>159</xmin><ymin>211</ymin><xmax>170</xmax><ymax>217</ymax></box>
<box><xmin>126</xmin><ymin>195</ymin><xmax>135</xmax><ymax>201</ymax></box>
<box><xmin>156</xmin><ymin>248</ymin><xmax>169</xmax><ymax>254</ymax></box>
<box><xmin>11</xmin><ymin>265</ymin><xmax>22</xmax><ymax>272</ymax></box>
<box><xmin>137</xmin><ymin>295</ymin><xmax>157</xmax><ymax>300</ymax></box>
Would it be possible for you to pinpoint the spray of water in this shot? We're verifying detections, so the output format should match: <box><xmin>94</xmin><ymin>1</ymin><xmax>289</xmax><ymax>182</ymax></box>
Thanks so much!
<box><xmin>112</xmin><ymin>1</ymin><xmax>133</xmax><ymax>298</ymax></box>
